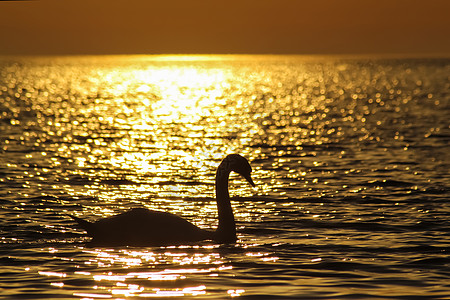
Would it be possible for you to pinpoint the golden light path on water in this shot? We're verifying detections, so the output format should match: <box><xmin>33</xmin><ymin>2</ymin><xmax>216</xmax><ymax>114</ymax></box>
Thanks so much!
<box><xmin>60</xmin><ymin>56</ymin><xmax>261</xmax><ymax>201</ymax></box>
<box><xmin>35</xmin><ymin>244</ymin><xmax>277</xmax><ymax>298</ymax></box>
<box><xmin>31</xmin><ymin>55</ymin><xmax>278</xmax><ymax>298</ymax></box>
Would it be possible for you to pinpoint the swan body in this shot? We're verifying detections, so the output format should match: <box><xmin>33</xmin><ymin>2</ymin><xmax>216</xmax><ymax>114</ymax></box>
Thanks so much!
<box><xmin>70</xmin><ymin>154</ymin><xmax>254</xmax><ymax>246</ymax></box>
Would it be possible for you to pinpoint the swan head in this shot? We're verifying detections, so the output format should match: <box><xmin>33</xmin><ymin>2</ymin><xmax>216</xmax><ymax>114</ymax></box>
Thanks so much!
<box><xmin>225</xmin><ymin>154</ymin><xmax>255</xmax><ymax>187</ymax></box>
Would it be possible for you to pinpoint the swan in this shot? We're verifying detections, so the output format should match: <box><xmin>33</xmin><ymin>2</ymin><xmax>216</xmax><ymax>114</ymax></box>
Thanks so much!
<box><xmin>69</xmin><ymin>154</ymin><xmax>255</xmax><ymax>246</ymax></box>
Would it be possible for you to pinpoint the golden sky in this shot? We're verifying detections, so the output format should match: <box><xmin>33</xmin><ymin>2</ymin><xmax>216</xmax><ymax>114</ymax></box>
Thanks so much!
<box><xmin>1</xmin><ymin>0</ymin><xmax>449</xmax><ymax>55</ymax></box>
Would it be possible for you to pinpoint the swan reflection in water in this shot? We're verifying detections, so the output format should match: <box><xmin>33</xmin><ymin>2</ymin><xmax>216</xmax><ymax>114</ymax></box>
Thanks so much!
<box><xmin>70</xmin><ymin>154</ymin><xmax>255</xmax><ymax>246</ymax></box>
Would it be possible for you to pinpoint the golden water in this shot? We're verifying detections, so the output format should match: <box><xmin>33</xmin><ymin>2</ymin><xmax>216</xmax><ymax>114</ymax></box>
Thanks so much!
<box><xmin>0</xmin><ymin>55</ymin><xmax>449</xmax><ymax>299</ymax></box>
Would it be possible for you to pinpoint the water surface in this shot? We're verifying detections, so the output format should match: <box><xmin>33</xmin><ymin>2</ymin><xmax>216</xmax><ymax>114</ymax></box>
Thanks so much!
<box><xmin>0</xmin><ymin>55</ymin><xmax>449</xmax><ymax>299</ymax></box>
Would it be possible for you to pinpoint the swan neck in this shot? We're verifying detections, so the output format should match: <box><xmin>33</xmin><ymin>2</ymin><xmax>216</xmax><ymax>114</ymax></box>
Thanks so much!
<box><xmin>215</xmin><ymin>161</ymin><xmax>236</xmax><ymax>242</ymax></box>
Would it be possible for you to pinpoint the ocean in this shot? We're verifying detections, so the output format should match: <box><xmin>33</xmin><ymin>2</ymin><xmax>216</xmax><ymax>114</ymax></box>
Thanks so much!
<box><xmin>0</xmin><ymin>55</ymin><xmax>449</xmax><ymax>299</ymax></box>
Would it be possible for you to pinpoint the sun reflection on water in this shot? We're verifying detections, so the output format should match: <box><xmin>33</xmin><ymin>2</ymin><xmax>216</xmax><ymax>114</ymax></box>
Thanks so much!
<box><xmin>27</xmin><ymin>56</ymin><xmax>262</xmax><ymax>222</ymax></box>
<box><xmin>53</xmin><ymin>246</ymin><xmax>245</xmax><ymax>298</ymax></box>
<box><xmin>29</xmin><ymin>242</ymin><xmax>285</xmax><ymax>298</ymax></box>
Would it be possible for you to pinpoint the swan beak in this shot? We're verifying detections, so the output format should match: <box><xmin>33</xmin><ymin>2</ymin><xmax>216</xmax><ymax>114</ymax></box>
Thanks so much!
<box><xmin>244</xmin><ymin>173</ymin><xmax>256</xmax><ymax>187</ymax></box>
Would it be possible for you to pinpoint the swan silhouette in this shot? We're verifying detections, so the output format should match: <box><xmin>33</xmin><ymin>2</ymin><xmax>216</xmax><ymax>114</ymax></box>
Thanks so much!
<box><xmin>70</xmin><ymin>154</ymin><xmax>255</xmax><ymax>246</ymax></box>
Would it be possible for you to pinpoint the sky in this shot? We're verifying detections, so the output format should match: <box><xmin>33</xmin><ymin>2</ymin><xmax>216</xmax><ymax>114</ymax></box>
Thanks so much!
<box><xmin>0</xmin><ymin>0</ymin><xmax>449</xmax><ymax>55</ymax></box>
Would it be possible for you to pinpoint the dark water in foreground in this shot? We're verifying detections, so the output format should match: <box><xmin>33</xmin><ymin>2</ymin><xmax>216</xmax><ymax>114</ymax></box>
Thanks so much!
<box><xmin>0</xmin><ymin>55</ymin><xmax>449</xmax><ymax>299</ymax></box>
